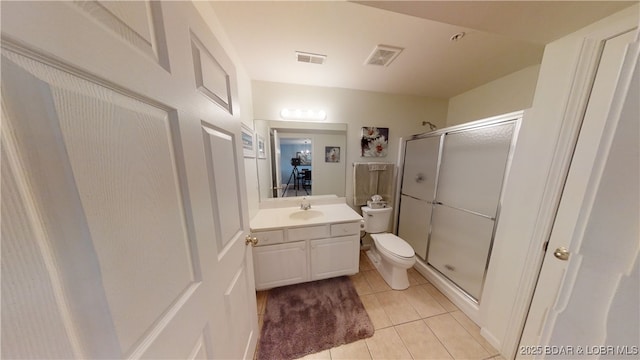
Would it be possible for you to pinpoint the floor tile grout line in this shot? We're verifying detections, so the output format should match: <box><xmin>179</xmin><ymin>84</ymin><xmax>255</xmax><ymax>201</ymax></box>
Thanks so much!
<box><xmin>420</xmin><ymin>316</ymin><xmax>461</xmax><ymax>360</ymax></box>
<box><xmin>449</xmin><ymin>310</ymin><xmax>499</xmax><ymax>356</ymax></box>
<box><xmin>362</xmin><ymin>335</ymin><xmax>374</xmax><ymax>360</ymax></box>
<box><xmin>393</xmin><ymin>318</ymin><xmax>453</xmax><ymax>360</ymax></box>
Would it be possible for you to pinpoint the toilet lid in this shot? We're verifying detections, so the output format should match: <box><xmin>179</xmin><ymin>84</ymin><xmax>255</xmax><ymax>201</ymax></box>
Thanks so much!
<box><xmin>372</xmin><ymin>233</ymin><xmax>414</xmax><ymax>258</ymax></box>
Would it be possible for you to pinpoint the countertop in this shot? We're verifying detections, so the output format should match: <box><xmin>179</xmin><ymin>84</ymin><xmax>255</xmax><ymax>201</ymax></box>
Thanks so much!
<box><xmin>250</xmin><ymin>203</ymin><xmax>363</xmax><ymax>231</ymax></box>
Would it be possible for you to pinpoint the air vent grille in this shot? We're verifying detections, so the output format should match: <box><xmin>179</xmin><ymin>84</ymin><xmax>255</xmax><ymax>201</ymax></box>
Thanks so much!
<box><xmin>365</xmin><ymin>45</ymin><xmax>404</xmax><ymax>67</ymax></box>
<box><xmin>296</xmin><ymin>51</ymin><xmax>326</xmax><ymax>65</ymax></box>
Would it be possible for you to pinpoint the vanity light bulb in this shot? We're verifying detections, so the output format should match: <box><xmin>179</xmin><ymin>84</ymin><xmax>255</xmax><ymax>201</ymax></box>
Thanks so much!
<box><xmin>280</xmin><ymin>108</ymin><xmax>327</xmax><ymax>121</ymax></box>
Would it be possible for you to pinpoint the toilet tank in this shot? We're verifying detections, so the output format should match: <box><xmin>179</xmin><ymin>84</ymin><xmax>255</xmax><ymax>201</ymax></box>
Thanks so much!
<box><xmin>361</xmin><ymin>206</ymin><xmax>393</xmax><ymax>233</ymax></box>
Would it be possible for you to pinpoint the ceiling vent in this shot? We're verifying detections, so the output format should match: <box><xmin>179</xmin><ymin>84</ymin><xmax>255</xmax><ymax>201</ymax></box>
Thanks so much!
<box><xmin>296</xmin><ymin>51</ymin><xmax>326</xmax><ymax>65</ymax></box>
<box><xmin>365</xmin><ymin>45</ymin><xmax>404</xmax><ymax>67</ymax></box>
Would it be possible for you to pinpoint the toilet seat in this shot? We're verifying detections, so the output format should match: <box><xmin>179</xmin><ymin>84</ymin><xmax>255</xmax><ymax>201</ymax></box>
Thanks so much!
<box><xmin>371</xmin><ymin>233</ymin><xmax>414</xmax><ymax>258</ymax></box>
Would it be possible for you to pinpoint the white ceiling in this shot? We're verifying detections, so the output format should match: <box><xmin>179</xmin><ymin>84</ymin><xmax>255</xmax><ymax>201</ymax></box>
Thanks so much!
<box><xmin>210</xmin><ymin>1</ymin><xmax>635</xmax><ymax>99</ymax></box>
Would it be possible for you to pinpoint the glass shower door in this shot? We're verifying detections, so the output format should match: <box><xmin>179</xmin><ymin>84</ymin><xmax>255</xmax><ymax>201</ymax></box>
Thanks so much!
<box><xmin>398</xmin><ymin>135</ymin><xmax>441</xmax><ymax>260</ymax></box>
<box><xmin>427</xmin><ymin>122</ymin><xmax>516</xmax><ymax>301</ymax></box>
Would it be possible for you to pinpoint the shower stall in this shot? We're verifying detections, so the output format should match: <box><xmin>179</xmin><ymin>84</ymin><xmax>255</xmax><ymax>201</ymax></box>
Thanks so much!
<box><xmin>396</xmin><ymin>111</ymin><xmax>521</xmax><ymax>317</ymax></box>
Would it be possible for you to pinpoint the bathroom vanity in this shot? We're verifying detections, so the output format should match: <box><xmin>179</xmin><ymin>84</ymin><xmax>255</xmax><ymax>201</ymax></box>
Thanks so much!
<box><xmin>250</xmin><ymin>198</ymin><xmax>362</xmax><ymax>290</ymax></box>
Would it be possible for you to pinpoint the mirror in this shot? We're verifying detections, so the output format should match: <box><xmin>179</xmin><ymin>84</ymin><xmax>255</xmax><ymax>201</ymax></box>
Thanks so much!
<box><xmin>254</xmin><ymin>119</ymin><xmax>347</xmax><ymax>201</ymax></box>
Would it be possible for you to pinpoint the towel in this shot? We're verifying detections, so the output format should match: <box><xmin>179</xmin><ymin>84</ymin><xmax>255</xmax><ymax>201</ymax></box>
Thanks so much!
<box><xmin>368</xmin><ymin>163</ymin><xmax>390</xmax><ymax>171</ymax></box>
<box><xmin>353</xmin><ymin>162</ymin><xmax>395</xmax><ymax>206</ymax></box>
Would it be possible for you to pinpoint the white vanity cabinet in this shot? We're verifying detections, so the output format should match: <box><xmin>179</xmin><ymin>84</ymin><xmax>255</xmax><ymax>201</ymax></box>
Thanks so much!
<box><xmin>253</xmin><ymin>239</ymin><xmax>307</xmax><ymax>290</ymax></box>
<box><xmin>251</xmin><ymin>221</ymin><xmax>361</xmax><ymax>290</ymax></box>
<box><xmin>310</xmin><ymin>222</ymin><xmax>361</xmax><ymax>281</ymax></box>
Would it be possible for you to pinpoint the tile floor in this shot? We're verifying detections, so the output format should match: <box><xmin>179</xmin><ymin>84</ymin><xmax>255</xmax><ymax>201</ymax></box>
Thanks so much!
<box><xmin>255</xmin><ymin>251</ymin><xmax>507</xmax><ymax>360</ymax></box>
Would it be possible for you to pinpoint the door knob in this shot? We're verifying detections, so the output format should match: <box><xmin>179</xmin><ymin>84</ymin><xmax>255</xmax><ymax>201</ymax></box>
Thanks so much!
<box><xmin>245</xmin><ymin>235</ymin><xmax>258</xmax><ymax>247</ymax></box>
<box><xmin>553</xmin><ymin>247</ymin><xmax>570</xmax><ymax>261</ymax></box>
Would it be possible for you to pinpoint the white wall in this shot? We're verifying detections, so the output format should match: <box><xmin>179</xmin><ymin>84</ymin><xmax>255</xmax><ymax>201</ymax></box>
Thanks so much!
<box><xmin>446</xmin><ymin>65</ymin><xmax>541</xmax><ymax>127</ymax></box>
<box><xmin>249</xmin><ymin>81</ymin><xmax>449</xmax><ymax>210</ymax></box>
<box><xmin>478</xmin><ymin>5</ymin><xmax>639</xmax><ymax>357</ymax></box>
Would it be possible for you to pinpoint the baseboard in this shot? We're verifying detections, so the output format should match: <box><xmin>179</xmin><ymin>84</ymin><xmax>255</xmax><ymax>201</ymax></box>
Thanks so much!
<box><xmin>480</xmin><ymin>327</ymin><xmax>503</xmax><ymax>357</ymax></box>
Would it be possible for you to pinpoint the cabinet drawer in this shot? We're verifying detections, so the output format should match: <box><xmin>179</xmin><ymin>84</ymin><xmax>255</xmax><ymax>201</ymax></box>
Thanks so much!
<box><xmin>287</xmin><ymin>225</ymin><xmax>329</xmax><ymax>241</ymax></box>
<box><xmin>331</xmin><ymin>222</ymin><xmax>361</xmax><ymax>237</ymax></box>
<box><xmin>252</xmin><ymin>229</ymin><xmax>284</xmax><ymax>246</ymax></box>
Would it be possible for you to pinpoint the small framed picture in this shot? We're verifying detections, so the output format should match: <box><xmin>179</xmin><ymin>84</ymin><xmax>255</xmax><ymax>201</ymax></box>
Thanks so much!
<box><xmin>296</xmin><ymin>151</ymin><xmax>311</xmax><ymax>166</ymax></box>
<box><xmin>325</xmin><ymin>146</ymin><xmax>340</xmax><ymax>162</ymax></box>
<box><xmin>241</xmin><ymin>123</ymin><xmax>255</xmax><ymax>158</ymax></box>
<box><xmin>257</xmin><ymin>134</ymin><xmax>266</xmax><ymax>159</ymax></box>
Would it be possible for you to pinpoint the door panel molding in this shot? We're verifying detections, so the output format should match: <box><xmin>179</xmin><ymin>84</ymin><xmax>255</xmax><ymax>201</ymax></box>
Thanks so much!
<box><xmin>1</xmin><ymin>109</ymin><xmax>87</xmax><ymax>359</ymax></box>
<box><xmin>2</xmin><ymin>45</ymin><xmax>209</xmax><ymax>356</ymax></box>
<box><xmin>201</xmin><ymin>122</ymin><xmax>244</xmax><ymax>254</ymax></box>
<box><xmin>73</xmin><ymin>1</ymin><xmax>170</xmax><ymax>71</ymax></box>
<box><xmin>190</xmin><ymin>31</ymin><xmax>233</xmax><ymax>113</ymax></box>
<box><xmin>1</xmin><ymin>38</ymin><xmax>172</xmax><ymax>111</ymax></box>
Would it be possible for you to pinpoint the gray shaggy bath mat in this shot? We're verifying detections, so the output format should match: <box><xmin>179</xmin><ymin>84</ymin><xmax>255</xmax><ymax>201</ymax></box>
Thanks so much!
<box><xmin>257</xmin><ymin>276</ymin><xmax>374</xmax><ymax>360</ymax></box>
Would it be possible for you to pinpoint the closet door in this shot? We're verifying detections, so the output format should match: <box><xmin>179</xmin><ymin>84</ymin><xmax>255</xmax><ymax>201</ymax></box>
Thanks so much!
<box><xmin>428</xmin><ymin>122</ymin><xmax>515</xmax><ymax>300</ymax></box>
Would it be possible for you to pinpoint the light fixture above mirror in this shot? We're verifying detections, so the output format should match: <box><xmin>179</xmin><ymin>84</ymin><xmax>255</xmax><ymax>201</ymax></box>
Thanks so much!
<box><xmin>280</xmin><ymin>108</ymin><xmax>327</xmax><ymax>121</ymax></box>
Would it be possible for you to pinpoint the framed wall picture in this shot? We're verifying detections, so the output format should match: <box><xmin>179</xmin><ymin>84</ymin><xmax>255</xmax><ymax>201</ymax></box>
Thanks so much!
<box><xmin>296</xmin><ymin>151</ymin><xmax>311</xmax><ymax>166</ymax></box>
<box><xmin>257</xmin><ymin>134</ymin><xmax>266</xmax><ymax>159</ymax></box>
<box><xmin>325</xmin><ymin>146</ymin><xmax>340</xmax><ymax>162</ymax></box>
<box><xmin>241</xmin><ymin>123</ymin><xmax>255</xmax><ymax>158</ymax></box>
<box><xmin>361</xmin><ymin>126</ymin><xmax>389</xmax><ymax>157</ymax></box>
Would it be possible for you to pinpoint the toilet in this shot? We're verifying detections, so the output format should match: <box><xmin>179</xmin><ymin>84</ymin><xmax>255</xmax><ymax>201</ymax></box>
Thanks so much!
<box><xmin>361</xmin><ymin>206</ymin><xmax>416</xmax><ymax>290</ymax></box>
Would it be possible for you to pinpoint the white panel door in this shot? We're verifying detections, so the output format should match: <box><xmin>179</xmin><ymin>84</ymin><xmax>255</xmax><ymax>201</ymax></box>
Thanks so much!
<box><xmin>520</xmin><ymin>30</ymin><xmax>638</xmax><ymax>355</ymax></box>
<box><xmin>273</xmin><ymin>129</ymin><xmax>283</xmax><ymax>197</ymax></box>
<box><xmin>1</xmin><ymin>1</ymin><xmax>257</xmax><ymax>359</ymax></box>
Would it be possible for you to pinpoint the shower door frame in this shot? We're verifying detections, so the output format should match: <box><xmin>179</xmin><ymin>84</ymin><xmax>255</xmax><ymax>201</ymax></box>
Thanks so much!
<box><xmin>395</xmin><ymin>111</ymin><xmax>523</xmax><ymax>304</ymax></box>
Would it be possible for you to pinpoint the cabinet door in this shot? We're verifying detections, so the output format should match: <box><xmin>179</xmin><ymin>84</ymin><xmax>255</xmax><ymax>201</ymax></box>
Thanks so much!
<box><xmin>310</xmin><ymin>235</ymin><xmax>359</xmax><ymax>281</ymax></box>
<box><xmin>253</xmin><ymin>241</ymin><xmax>307</xmax><ymax>290</ymax></box>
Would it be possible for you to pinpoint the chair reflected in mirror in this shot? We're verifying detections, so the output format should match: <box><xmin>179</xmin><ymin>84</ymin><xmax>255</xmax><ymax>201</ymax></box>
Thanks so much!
<box><xmin>298</xmin><ymin>169</ymin><xmax>312</xmax><ymax>192</ymax></box>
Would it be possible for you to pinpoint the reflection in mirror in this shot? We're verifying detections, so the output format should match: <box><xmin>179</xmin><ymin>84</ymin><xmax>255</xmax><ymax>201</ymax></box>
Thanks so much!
<box><xmin>254</xmin><ymin>120</ymin><xmax>347</xmax><ymax>201</ymax></box>
<box><xmin>280</xmin><ymin>137</ymin><xmax>312</xmax><ymax>197</ymax></box>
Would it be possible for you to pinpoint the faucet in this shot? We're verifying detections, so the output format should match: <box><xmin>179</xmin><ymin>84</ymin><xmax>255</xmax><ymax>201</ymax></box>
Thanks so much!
<box><xmin>300</xmin><ymin>197</ymin><xmax>311</xmax><ymax>210</ymax></box>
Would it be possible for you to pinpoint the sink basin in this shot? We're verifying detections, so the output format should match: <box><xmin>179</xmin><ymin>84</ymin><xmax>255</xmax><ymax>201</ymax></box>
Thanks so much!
<box><xmin>289</xmin><ymin>210</ymin><xmax>324</xmax><ymax>220</ymax></box>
